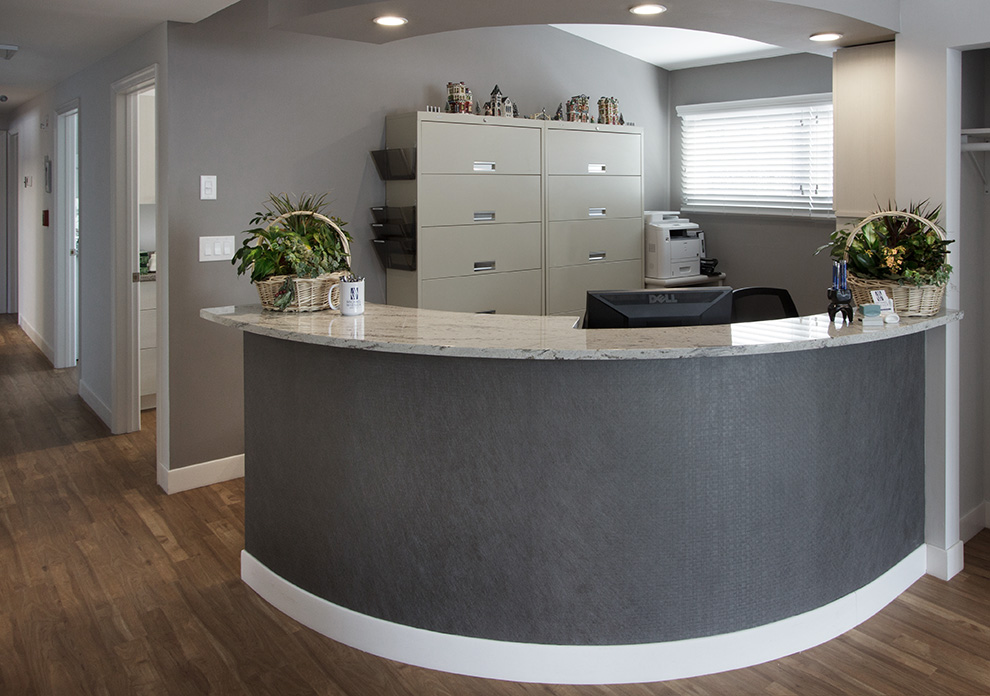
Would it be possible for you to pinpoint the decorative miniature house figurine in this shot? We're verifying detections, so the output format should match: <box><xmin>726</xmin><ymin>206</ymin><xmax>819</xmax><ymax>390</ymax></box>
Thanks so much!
<box><xmin>483</xmin><ymin>84</ymin><xmax>516</xmax><ymax>118</ymax></box>
<box><xmin>598</xmin><ymin>96</ymin><xmax>620</xmax><ymax>125</ymax></box>
<box><xmin>446</xmin><ymin>81</ymin><xmax>473</xmax><ymax>114</ymax></box>
<box><xmin>566</xmin><ymin>94</ymin><xmax>591</xmax><ymax>123</ymax></box>
<box><xmin>484</xmin><ymin>84</ymin><xmax>503</xmax><ymax>116</ymax></box>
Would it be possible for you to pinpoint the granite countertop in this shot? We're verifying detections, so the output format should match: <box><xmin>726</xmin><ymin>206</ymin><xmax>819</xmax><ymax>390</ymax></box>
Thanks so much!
<box><xmin>201</xmin><ymin>302</ymin><xmax>961</xmax><ymax>361</ymax></box>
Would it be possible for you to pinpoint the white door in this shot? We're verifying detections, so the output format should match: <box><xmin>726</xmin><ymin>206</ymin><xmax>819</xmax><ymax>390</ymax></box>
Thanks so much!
<box><xmin>55</xmin><ymin>105</ymin><xmax>79</xmax><ymax>367</ymax></box>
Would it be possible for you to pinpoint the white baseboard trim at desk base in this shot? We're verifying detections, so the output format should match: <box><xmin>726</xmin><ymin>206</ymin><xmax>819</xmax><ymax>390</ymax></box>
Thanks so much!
<box><xmin>157</xmin><ymin>454</ymin><xmax>244</xmax><ymax>494</ymax></box>
<box><xmin>241</xmin><ymin>545</ymin><xmax>926</xmax><ymax>685</ymax></box>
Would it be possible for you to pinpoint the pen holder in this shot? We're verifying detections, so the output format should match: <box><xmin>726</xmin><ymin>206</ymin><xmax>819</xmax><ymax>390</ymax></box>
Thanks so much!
<box><xmin>827</xmin><ymin>287</ymin><xmax>853</xmax><ymax>324</ymax></box>
<box><xmin>330</xmin><ymin>276</ymin><xmax>365</xmax><ymax>316</ymax></box>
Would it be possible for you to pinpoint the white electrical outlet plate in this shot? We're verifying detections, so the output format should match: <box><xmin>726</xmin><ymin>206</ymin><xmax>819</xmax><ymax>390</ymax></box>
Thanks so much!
<box><xmin>199</xmin><ymin>235</ymin><xmax>235</xmax><ymax>262</ymax></box>
<box><xmin>200</xmin><ymin>175</ymin><xmax>217</xmax><ymax>200</ymax></box>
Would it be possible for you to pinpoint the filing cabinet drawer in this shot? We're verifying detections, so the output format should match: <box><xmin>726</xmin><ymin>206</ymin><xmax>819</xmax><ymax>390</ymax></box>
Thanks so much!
<box><xmin>419</xmin><ymin>223</ymin><xmax>541</xmax><ymax>280</ymax></box>
<box><xmin>547</xmin><ymin>259</ymin><xmax>643</xmax><ymax>315</ymax></box>
<box><xmin>547</xmin><ymin>176</ymin><xmax>642</xmax><ymax>222</ymax></box>
<box><xmin>420</xmin><ymin>121</ymin><xmax>542</xmax><ymax>175</ymax></box>
<box><xmin>421</xmin><ymin>269</ymin><xmax>543</xmax><ymax>315</ymax></box>
<box><xmin>419</xmin><ymin>175</ymin><xmax>542</xmax><ymax>227</ymax></box>
<box><xmin>547</xmin><ymin>218</ymin><xmax>642</xmax><ymax>268</ymax></box>
<box><xmin>547</xmin><ymin>129</ymin><xmax>641</xmax><ymax>176</ymax></box>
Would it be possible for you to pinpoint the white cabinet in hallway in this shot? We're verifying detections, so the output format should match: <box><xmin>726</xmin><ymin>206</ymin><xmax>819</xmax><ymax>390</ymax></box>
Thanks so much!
<box><xmin>139</xmin><ymin>278</ymin><xmax>157</xmax><ymax>410</ymax></box>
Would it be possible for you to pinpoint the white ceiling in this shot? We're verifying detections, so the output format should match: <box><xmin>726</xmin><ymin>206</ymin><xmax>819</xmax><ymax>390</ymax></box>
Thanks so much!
<box><xmin>551</xmin><ymin>25</ymin><xmax>799</xmax><ymax>71</ymax></box>
<box><xmin>0</xmin><ymin>0</ymin><xmax>896</xmax><ymax>119</ymax></box>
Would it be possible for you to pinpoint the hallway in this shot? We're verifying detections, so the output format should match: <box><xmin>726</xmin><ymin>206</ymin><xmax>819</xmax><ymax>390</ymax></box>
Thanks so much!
<box><xmin>1</xmin><ymin>314</ymin><xmax>989</xmax><ymax>695</ymax></box>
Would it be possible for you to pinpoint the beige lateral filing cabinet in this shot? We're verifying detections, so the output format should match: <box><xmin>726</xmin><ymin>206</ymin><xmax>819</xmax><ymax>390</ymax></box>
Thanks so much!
<box><xmin>545</xmin><ymin>122</ymin><xmax>644</xmax><ymax>315</ymax></box>
<box><xmin>381</xmin><ymin>111</ymin><xmax>644</xmax><ymax>315</ymax></box>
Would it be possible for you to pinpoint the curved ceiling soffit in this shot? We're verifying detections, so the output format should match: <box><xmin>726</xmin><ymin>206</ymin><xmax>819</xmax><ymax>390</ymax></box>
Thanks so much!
<box><xmin>267</xmin><ymin>0</ymin><xmax>897</xmax><ymax>51</ymax></box>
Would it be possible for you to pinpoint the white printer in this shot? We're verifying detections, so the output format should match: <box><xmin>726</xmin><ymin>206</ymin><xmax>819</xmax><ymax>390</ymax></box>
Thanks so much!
<box><xmin>644</xmin><ymin>211</ymin><xmax>705</xmax><ymax>280</ymax></box>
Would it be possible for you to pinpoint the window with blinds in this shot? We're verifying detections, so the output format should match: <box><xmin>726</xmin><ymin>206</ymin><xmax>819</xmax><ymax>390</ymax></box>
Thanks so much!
<box><xmin>677</xmin><ymin>94</ymin><xmax>834</xmax><ymax>216</ymax></box>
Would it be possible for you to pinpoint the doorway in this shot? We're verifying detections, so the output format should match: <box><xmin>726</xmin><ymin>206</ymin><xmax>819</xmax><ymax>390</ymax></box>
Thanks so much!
<box><xmin>5</xmin><ymin>132</ymin><xmax>17</xmax><ymax>315</ymax></box>
<box><xmin>0</xmin><ymin>131</ymin><xmax>7</xmax><ymax>314</ymax></box>
<box><xmin>55</xmin><ymin>103</ymin><xmax>80</xmax><ymax>368</ymax></box>
<box><xmin>111</xmin><ymin>66</ymin><xmax>159</xmax><ymax>437</ymax></box>
<box><xmin>135</xmin><ymin>88</ymin><xmax>157</xmax><ymax>411</ymax></box>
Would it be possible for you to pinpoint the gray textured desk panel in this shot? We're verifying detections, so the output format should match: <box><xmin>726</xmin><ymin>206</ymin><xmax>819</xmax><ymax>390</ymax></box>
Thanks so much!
<box><xmin>243</xmin><ymin>330</ymin><xmax>924</xmax><ymax>645</ymax></box>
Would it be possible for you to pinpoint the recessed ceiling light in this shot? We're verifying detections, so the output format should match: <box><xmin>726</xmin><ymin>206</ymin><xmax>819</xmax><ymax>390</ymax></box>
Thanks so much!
<box><xmin>810</xmin><ymin>32</ymin><xmax>843</xmax><ymax>42</ymax></box>
<box><xmin>629</xmin><ymin>4</ymin><xmax>667</xmax><ymax>16</ymax></box>
<box><xmin>373</xmin><ymin>15</ymin><xmax>408</xmax><ymax>27</ymax></box>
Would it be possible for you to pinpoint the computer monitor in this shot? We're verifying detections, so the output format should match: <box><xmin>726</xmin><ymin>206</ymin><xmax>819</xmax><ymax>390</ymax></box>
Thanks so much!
<box><xmin>583</xmin><ymin>287</ymin><xmax>733</xmax><ymax>329</ymax></box>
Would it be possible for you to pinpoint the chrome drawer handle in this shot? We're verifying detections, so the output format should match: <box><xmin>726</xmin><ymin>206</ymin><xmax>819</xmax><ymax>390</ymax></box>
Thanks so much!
<box><xmin>474</xmin><ymin>261</ymin><xmax>496</xmax><ymax>272</ymax></box>
<box><xmin>589</xmin><ymin>251</ymin><xmax>606</xmax><ymax>261</ymax></box>
<box><xmin>588</xmin><ymin>163</ymin><xmax>606</xmax><ymax>173</ymax></box>
<box><xmin>474</xmin><ymin>211</ymin><xmax>496</xmax><ymax>222</ymax></box>
<box><xmin>589</xmin><ymin>207</ymin><xmax>607</xmax><ymax>217</ymax></box>
<box><xmin>473</xmin><ymin>161</ymin><xmax>496</xmax><ymax>172</ymax></box>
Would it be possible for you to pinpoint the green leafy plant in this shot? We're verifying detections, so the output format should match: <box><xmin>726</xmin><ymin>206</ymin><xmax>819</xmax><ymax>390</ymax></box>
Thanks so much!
<box><xmin>232</xmin><ymin>193</ymin><xmax>351</xmax><ymax>308</ymax></box>
<box><xmin>817</xmin><ymin>201</ymin><xmax>953</xmax><ymax>287</ymax></box>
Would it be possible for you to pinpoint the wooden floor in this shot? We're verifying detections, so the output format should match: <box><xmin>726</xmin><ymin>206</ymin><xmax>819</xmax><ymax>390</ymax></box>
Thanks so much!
<box><xmin>1</xmin><ymin>313</ymin><xmax>989</xmax><ymax>695</ymax></box>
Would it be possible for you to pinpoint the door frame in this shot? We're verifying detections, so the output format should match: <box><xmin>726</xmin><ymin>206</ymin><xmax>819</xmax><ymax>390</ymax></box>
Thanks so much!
<box><xmin>111</xmin><ymin>65</ymin><xmax>157</xmax><ymax>434</ymax></box>
<box><xmin>54</xmin><ymin>100</ymin><xmax>80</xmax><ymax>368</ymax></box>
<box><xmin>0</xmin><ymin>131</ymin><xmax>7</xmax><ymax>314</ymax></box>
<box><xmin>6</xmin><ymin>132</ymin><xmax>18</xmax><ymax>315</ymax></box>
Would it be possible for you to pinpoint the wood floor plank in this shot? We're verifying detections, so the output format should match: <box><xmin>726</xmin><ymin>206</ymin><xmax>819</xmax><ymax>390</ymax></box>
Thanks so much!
<box><xmin>3</xmin><ymin>313</ymin><xmax>990</xmax><ymax>695</ymax></box>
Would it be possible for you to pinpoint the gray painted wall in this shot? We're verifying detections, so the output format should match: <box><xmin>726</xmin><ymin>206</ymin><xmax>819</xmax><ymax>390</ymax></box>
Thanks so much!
<box><xmin>164</xmin><ymin>0</ymin><xmax>670</xmax><ymax>469</ymax></box>
<box><xmin>668</xmin><ymin>54</ymin><xmax>835</xmax><ymax>314</ymax></box>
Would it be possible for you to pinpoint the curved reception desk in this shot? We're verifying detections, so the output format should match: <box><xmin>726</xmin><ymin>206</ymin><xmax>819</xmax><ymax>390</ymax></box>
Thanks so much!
<box><xmin>201</xmin><ymin>303</ymin><xmax>960</xmax><ymax>684</ymax></box>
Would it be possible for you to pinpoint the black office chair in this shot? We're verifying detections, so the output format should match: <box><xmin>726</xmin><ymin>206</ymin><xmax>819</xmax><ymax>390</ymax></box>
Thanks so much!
<box><xmin>731</xmin><ymin>287</ymin><xmax>799</xmax><ymax>323</ymax></box>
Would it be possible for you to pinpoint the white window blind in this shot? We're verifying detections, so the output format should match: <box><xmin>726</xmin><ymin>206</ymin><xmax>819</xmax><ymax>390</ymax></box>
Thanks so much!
<box><xmin>677</xmin><ymin>94</ymin><xmax>833</xmax><ymax>216</ymax></box>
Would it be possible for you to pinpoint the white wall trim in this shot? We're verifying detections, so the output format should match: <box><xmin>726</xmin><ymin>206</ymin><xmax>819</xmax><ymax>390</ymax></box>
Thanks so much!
<box><xmin>157</xmin><ymin>453</ymin><xmax>243</xmax><ymax>494</ymax></box>
<box><xmin>961</xmin><ymin>501</ymin><xmax>989</xmax><ymax>543</ymax></box>
<box><xmin>241</xmin><ymin>545</ymin><xmax>926</xmax><ymax>685</ymax></box>
<box><xmin>926</xmin><ymin>541</ymin><xmax>965</xmax><ymax>581</ymax></box>
<box><xmin>78</xmin><ymin>378</ymin><xmax>112</xmax><ymax>427</ymax></box>
<box><xmin>18</xmin><ymin>315</ymin><xmax>54</xmax><ymax>365</ymax></box>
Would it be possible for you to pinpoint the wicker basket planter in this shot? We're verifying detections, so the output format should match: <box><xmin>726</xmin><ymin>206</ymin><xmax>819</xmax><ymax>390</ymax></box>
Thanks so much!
<box><xmin>252</xmin><ymin>210</ymin><xmax>351</xmax><ymax>312</ymax></box>
<box><xmin>256</xmin><ymin>272</ymin><xmax>346</xmax><ymax>313</ymax></box>
<box><xmin>843</xmin><ymin>210</ymin><xmax>948</xmax><ymax>317</ymax></box>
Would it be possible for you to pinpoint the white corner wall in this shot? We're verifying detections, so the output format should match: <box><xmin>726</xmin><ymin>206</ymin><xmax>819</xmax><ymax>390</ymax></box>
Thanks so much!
<box><xmin>8</xmin><ymin>94</ymin><xmax>56</xmax><ymax>364</ymax></box>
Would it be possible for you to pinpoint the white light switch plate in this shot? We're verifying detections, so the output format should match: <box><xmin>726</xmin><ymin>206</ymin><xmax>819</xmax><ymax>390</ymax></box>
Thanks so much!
<box><xmin>199</xmin><ymin>235</ymin><xmax>235</xmax><ymax>262</ymax></box>
<box><xmin>200</xmin><ymin>175</ymin><xmax>217</xmax><ymax>200</ymax></box>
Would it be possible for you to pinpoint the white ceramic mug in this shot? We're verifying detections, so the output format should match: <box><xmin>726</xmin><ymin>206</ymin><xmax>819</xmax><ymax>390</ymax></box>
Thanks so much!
<box><xmin>330</xmin><ymin>277</ymin><xmax>365</xmax><ymax>316</ymax></box>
